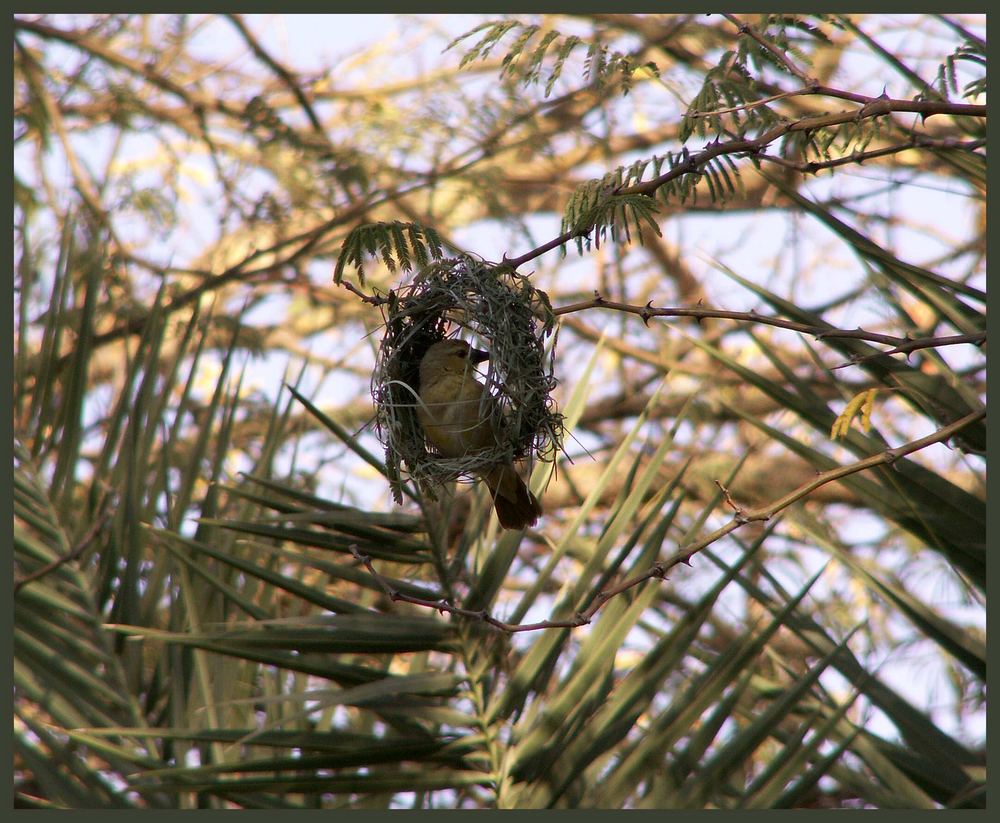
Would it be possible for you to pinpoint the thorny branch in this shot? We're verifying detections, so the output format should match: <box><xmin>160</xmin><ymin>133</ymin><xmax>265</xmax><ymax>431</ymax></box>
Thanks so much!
<box><xmin>498</xmin><ymin>14</ymin><xmax>984</xmax><ymax>273</ymax></box>
<box><xmin>505</xmin><ymin>99</ymin><xmax>984</xmax><ymax>270</ymax></box>
<box><xmin>758</xmin><ymin>137</ymin><xmax>987</xmax><ymax>175</ymax></box>
<box><xmin>554</xmin><ymin>293</ymin><xmax>986</xmax><ymax>362</ymax></box>
<box><xmin>350</xmin><ymin>406</ymin><xmax>985</xmax><ymax>634</ymax></box>
<box><xmin>341</xmin><ymin>284</ymin><xmax>985</xmax><ymax>365</ymax></box>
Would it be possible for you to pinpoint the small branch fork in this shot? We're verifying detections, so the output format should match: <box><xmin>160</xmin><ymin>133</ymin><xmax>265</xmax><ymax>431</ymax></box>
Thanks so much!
<box><xmin>351</xmin><ymin>408</ymin><xmax>984</xmax><ymax>633</ymax></box>
<box><xmin>340</xmin><ymin>280</ymin><xmax>391</xmax><ymax>306</ymax></box>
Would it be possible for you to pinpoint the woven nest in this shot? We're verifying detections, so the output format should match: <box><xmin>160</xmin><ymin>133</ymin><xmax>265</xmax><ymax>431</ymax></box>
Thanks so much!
<box><xmin>372</xmin><ymin>256</ymin><xmax>563</xmax><ymax>504</ymax></box>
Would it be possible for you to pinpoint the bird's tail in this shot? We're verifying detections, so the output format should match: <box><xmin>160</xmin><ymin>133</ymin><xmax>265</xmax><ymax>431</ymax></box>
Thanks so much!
<box><xmin>484</xmin><ymin>464</ymin><xmax>542</xmax><ymax>530</ymax></box>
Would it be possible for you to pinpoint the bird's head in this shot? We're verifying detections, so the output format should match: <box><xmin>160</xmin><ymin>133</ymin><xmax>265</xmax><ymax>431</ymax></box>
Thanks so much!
<box><xmin>419</xmin><ymin>339</ymin><xmax>490</xmax><ymax>383</ymax></box>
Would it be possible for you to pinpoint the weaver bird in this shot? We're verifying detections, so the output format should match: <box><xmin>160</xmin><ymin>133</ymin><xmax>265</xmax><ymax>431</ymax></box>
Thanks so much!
<box><xmin>417</xmin><ymin>339</ymin><xmax>542</xmax><ymax>530</ymax></box>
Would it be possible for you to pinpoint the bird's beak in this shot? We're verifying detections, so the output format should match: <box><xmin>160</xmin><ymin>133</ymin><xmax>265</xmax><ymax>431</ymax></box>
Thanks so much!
<box><xmin>470</xmin><ymin>348</ymin><xmax>490</xmax><ymax>364</ymax></box>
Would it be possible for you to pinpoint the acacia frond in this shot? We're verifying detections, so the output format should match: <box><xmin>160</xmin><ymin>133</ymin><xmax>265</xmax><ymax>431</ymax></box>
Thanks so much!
<box><xmin>931</xmin><ymin>38</ymin><xmax>986</xmax><ymax>101</ymax></box>
<box><xmin>335</xmin><ymin>221</ymin><xmax>447</xmax><ymax>285</ymax></box>
<box><xmin>446</xmin><ymin>19</ymin><xmax>658</xmax><ymax>98</ymax></box>
<box><xmin>684</xmin><ymin>14</ymin><xmax>837</xmax><ymax>141</ymax></box>
<box><xmin>561</xmin><ymin>173</ymin><xmax>660</xmax><ymax>255</ymax></box>
<box><xmin>681</xmin><ymin>54</ymin><xmax>772</xmax><ymax>142</ymax></box>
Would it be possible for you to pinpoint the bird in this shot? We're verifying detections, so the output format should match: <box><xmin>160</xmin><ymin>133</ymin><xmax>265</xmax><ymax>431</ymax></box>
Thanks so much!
<box><xmin>417</xmin><ymin>339</ymin><xmax>542</xmax><ymax>530</ymax></box>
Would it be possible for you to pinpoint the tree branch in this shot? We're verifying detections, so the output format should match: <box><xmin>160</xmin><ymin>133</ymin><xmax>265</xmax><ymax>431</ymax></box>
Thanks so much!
<box><xmin>554</xmin><ymin>292</ymin><xmax>986</xmax><ymax>358</ymax></box>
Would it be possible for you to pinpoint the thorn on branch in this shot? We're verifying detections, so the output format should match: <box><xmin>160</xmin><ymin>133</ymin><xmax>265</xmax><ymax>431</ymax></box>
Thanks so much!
<box><xmin>641</xmin><ymin>300</ymin><xmax>655</xmax><ymax>325</ymax></box>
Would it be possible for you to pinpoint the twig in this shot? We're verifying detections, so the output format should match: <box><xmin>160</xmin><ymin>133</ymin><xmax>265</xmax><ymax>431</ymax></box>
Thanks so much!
<box><xmin>715</xmin><ymin>480</ymin><xmax>748</xmax><ymax>523</ymax></box>
<box><xmin>688</xmin><ymin>87</ymin><xmax>811</xmax><ymax>118</ymax></box>
<box><xmin>227</xmin><ymin>14</ymin><xmax>327</xmax><ymax>138</ymax></box>
<box><xmin>721</xmin><ymin>13</ymin><xmax>815</xmax><ymax>84</ymax></box>
<box><xmin>759</xmin><ymin>137</ymin><xmax>987</xmax><ymax>175</ymax></box>
<box><xmin>340</xmin><ymin>280</ymin><xmax>391</xmax><ymax>307</ymax></box>
<box><xmin>348</xmin><ymin>544</ymin><xmax>578</xmax><ymax>633</ymax></box>
<box><xmin>14</xmin><ymin>505</ymin><xmax>114</xmax><ymax>595</ymax></box>
<box><xmin>830</xmin><ymin>332</ymin><xmax>987</xmax><ymax>370</ymax></box>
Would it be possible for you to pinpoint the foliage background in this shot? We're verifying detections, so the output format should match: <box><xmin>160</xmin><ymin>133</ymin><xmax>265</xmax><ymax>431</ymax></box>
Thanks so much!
<box><xmin>13</xmin><ymin>13</ymin><xmax>986</xmax><ymax>809</ymax></box>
